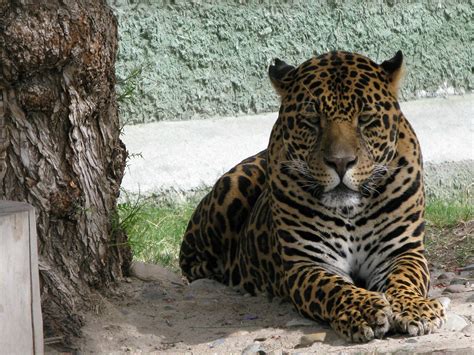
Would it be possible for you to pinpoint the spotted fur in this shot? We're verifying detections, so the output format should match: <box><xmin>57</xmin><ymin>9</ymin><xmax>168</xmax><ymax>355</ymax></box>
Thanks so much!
<box><xmin>179</xmin><ymin>51</ymin><xmax>445</xmax><ymax>342</ymax></box>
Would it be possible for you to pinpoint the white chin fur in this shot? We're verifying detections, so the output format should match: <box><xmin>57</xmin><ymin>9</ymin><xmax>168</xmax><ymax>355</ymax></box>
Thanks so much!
<box><xmin>321</xmin><ymin>191</ymin><xmax>361</xmax><ymax>208</ymax></box>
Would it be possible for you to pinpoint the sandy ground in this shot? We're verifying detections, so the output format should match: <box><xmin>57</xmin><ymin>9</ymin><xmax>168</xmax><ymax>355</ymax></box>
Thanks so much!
<box><xmin>71</xmin><ymin>263</ymin><xmax>474</xmax><ymax>354</ymax></box>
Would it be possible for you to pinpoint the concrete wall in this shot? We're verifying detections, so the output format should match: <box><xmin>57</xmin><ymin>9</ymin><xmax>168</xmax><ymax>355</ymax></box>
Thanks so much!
<box><xmin>110</xmin><ymin>1</ymin><xmax>472</xmax><ymax>124</ymax></box>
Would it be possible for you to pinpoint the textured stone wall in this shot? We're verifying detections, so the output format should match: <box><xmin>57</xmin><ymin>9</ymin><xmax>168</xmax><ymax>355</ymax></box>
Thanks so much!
<box><xmin>110</xmin><ymin>1</ymin><xmax>472</xmax><ymax>124</ymax></box>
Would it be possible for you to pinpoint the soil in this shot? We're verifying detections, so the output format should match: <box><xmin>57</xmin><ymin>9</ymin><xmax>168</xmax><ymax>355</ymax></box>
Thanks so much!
<box><xmin>58</xmin><ymin>260</ymin><xmax>474</xmax><ymax>354</ymax></box>
<box><xmin>425</xmin><ymin>220</ymin><xmax>474</xmax><ymax>271</ymax></box>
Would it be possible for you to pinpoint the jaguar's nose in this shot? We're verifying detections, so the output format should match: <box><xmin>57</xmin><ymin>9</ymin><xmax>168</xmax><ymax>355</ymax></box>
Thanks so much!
<box><xmin>323</xmin><ymin>155</ymin><xmax>358</xmax><ymax>179</ymax></box>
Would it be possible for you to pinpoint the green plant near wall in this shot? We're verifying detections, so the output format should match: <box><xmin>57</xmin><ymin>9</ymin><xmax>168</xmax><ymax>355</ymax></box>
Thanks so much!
<box><xmin>117</xmin><ymin>65</ymin><xmax>148</xmax><ymax>104</ymax></box>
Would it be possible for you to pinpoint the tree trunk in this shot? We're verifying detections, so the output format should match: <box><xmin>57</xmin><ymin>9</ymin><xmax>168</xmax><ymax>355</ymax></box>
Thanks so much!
<box><xmin>0</xmin><ymin>0</ymin><xmax>130</xmax><ymax>343</ymax></box>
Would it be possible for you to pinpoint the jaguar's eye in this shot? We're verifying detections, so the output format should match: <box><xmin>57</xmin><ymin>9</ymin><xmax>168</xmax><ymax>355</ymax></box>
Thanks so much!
<box><xmin>297</xmin><ymin>101</ymin><xmax>320</xmax><ymax>129</ymax></box>
<box><xmin>297</xmin><ymin>111</ymin><xmax>319</xmax><ymax>129</ymax></box>
<box><xmin>359</xmin><ymin>114</ymin><xmax>374</xmax><ymax>125</ymax></box>
<box><xmin>300</xmin><ymin>117</ymin><xmax>319</xmax><ymax>129</ymax></box>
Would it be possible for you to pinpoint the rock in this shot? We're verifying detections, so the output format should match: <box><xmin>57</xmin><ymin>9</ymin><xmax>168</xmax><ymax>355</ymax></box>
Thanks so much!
<box><xmin>285</xmin><ymin>318</ymin><xmax>316</xmax><ymax>327</ymax></box>
<box><xmin>438</xmin><ymin>272</ymin><xmax>456</xmax><ymax>280</ymax></box>
<box><xmin>459</xmin><ymin>264</ymin><xmax>474</xmax><ymax>271</ymax></box>
<box><xmin>442</xmin><ymin>311</ymin><xmax>469</xmax><ymax>332</ymax></box>
<box><xmin>437</xmin><ymin>297</ymin><xmax>451</xmax><ymax>310</ymax></box>
<box><xmin>443</xmin><ymin>284</ymin><xmax>471</xmax><ymax>293</ymax></box>
<box><xmin>450</xmin><ymin>278</ymin><xmax>469</xmax><ymax>285</ymax></box>
<box><xmin>459</xmin><ymin>270</ymin><xmax>474</xmax><ymax>278</ymax></box>
<box><xmin>241</xmin><ymin>342</ymin><xmax>266</xmax><ymax>355</ymax></box>
<box><xmin>466</xmin><ymin>294</ymin><xmax>474</xmax><ymax>302</ymax></box>
<box><xmin>243</xmin><ymin>314</ymin><xmax>258</xmax><ymax>321</ymax></box>
<box><xmin>209</xmin><ymin>338</ymin><xmax>225</xmax><ymax>348</ymax></box>
<box><xmin>130</xmin><ymin>261</ymin><xmax>184</xmax><ymax>284</ymax></box>
<box><xmin>405</xmin><ymin>338</ymin><xmax>418</xmax><ymax>343</ymax></box>
<box><xmin>462</xmin><ymin>324</ymin><xmax>474</xmax><ymax>336</ymax></box>
<box><xmin>295</xmin><ymin>332</ymin><xmax>327</xmax><ymax>348</ymax></box>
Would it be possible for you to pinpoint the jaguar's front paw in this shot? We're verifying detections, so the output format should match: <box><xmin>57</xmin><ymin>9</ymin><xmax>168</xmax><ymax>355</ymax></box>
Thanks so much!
<box><xmin>330</xmin><ymin>288</ymin><xmax>392</xmax><ymax>342</ymax></box>
<box><xmin>388</xmin><ymin>293</ymin><xmax>446</xmax><ymax>336</ymax></box>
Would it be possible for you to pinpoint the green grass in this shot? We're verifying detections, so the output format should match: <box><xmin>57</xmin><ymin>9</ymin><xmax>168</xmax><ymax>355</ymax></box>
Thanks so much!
<box><xmin>425</xmin><ymin>196</ymin><xmax>473</xmax><ymax>228</ymax></box>
<box><xmin>117</xmin><ymin>194</ymin><xmax>473</xmax><ymax>269</ymax></box>
<box><xmin>117</xmin><ymin>197</ymin><xmax>195</xmax><ymax>270</ymax></box>
<box><xmin>117</xmin><ymin>66</ymin><xmax>146</xmax><ymax>104</ymax></box>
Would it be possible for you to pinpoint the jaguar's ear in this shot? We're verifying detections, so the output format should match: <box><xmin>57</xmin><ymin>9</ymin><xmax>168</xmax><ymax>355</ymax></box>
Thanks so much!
<box><xmin>269</xmin><ymin>58</ymin><xmax>296</xmax><ymax>97</ymax></box>
<box><xmin>380</xmin><ymin>50</ymin><xmax>405</xmax><ymax>98</ymax></box>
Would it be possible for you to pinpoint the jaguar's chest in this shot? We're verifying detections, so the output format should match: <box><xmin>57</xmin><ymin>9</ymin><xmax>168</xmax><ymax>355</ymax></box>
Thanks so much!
<box><xmin>284</xmin><ymin>214</ymin><xmax>393</xmax><ymax>284</ymax></box>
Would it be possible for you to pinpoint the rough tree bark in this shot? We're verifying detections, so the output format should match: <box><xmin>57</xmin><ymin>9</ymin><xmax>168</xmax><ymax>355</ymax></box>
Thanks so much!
<box><xmin>0</xmin><ymin>0</ymin><xmax>130</xmax><ymax>342</ymax></box>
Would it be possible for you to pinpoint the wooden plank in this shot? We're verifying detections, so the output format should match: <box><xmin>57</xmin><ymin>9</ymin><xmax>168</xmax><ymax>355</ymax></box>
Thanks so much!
<box><xmin>28</xmin><ymin>206</ymin><xmax>43</xmax><ymax>355</ymax></box>
<box><xmin>0</xmin><ymin>201</ymin><xmax>35</xmax><ymax>215</ymax></box>
<box><xmin>0</xmin><ymin>201</ymin><xmax>43</xmax><ymax>355</ymax></box>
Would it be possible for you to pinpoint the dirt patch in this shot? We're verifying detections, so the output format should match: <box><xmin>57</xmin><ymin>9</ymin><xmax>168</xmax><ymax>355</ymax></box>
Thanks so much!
<box><xmin>426</xmin><ymin>220</ymin><xmax>474</xmax><ymax>270</ymax></box>
<box><xmin>59</xmin><ymin>262</ymin><xmax>474</xmax><ymax>354</ymax></box>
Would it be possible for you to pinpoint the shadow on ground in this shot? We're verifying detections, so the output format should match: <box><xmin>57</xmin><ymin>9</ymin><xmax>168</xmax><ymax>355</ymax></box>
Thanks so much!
<box><xmin>74</xmin><ymin>263</ymin><xmax>473</xmax><ymax>354</ymax></box>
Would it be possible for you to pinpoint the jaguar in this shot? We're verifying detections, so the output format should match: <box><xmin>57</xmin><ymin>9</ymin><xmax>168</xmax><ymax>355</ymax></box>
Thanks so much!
<box><xmin>179</xmin><ymin>50</ymin><xmax>445</xmax><ymax>342</ymax></box>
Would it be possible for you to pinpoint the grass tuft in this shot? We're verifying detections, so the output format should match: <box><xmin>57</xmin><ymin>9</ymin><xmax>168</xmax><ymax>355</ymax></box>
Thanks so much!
<box><xmin>425</xmin><ymin>196</ymin><xmax>473</xmax><ymax>228</ymax></box>
<box><xmin>117</xmin><ymin>196</ymin><xmax>195</xmax><ymax>270</ymax></box>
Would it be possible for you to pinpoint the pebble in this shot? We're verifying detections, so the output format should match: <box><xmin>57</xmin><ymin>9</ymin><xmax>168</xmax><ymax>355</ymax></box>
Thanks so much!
<box><xmin>462</xmin><ymin>324</ymin><xmax>473</xmax><ymax>336</ymax></box>
<box><xmin>295</xmin><ymin>332</ymin><xmax>327</xmax><ymax>348</ymax></box>
<box><xmin>459</xmin><ymin>270</ymin><xmax>474</xmax><ymax>278</ymax></box>
<box><xmin>443</xmin><ymin>284</ymin><xmax>471</xmax><ymax>293</ymax></box>
<box><xmin>241</xmin><ymin>342</ymin><xmax>266</xmax><ymax>355</ymax></box>
<box><xmin>442</xmin><ymin>311</ymin><xmax>469</xmax><ymax>332</ymax></box>
<box><xmin>459</xmin><ymin>264</ymin><xmax>474</xmax><ymax>271</ymax></box>
<box><xmin>449</xmin><ymin>278</ymin><xmax>470</xmax><ymax>286</ymax></box>
<box><xmin>243</xmin><ymin>314</ymin><xmax>258</xmax><ymax>321</ymax></box>
<box><xmin>285</xmin><ymin>318</ymin><xmax>316</xmax><ymax>327</ymax></box>
<box><xmin>119</xmin><ymin>308</ymin><xmax>130</xmax><ymax>315</ymax></box>
<box><xmin>209</xmin><ymin>338</ymin><xmax>225</xmax><ymax>348</ymax></box>
<box><xmin>405</xmin><ymin>338</ymin><xmax>418</xmax><ymax>343</ymax></box>
<box><xmin>438</xmin><ymin>272</ymin><xmax>456</xmax><ymax>280</ymax></box>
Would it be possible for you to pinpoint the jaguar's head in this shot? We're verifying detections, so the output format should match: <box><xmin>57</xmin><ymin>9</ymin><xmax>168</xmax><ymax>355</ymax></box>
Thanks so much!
<box><xmin>268</xmin><ymin>51</ymin><xmax>405</xmax><ymax>208</ymax></box>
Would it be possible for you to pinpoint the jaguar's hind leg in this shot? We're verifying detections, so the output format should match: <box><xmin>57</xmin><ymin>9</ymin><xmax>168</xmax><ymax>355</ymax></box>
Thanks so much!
<box><xmin>179</xmin><ymin>151</ymin><xmax>267</xmax><ymax>283</ymax></box>
<box><xmin>180</xmin><ymin>193</ymin><xmax>223</xmax><ymax>281</ymax></box>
